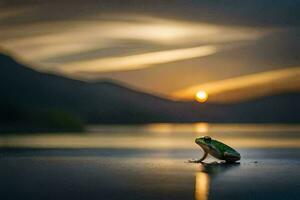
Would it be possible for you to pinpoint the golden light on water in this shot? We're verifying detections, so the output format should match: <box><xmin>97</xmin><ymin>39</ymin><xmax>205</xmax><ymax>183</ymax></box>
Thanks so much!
<box><xmin>195</xmin><ymin>90</ymin><xmax>208</xmax><ymax>103</ymax></box>
<box><xmin>1</xmin><ymin>124</ymin><xmax>300</xmax><ymax>149</ymax></box>
<box><xmin>195</xmin><ymin>172</ymin><xmax>210</xmax><ymax>200</ymax></box>
<box><xmin>195</xmin><ymin>123</ymin><xmax>209</xmax><ymax>133</ymax></box>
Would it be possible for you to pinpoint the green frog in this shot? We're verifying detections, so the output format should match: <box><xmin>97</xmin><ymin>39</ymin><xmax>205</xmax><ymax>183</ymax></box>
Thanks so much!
<box><xmin>189</xmin><ymin>136</ymin><xmax>241</xmax><ymax>163</ymax></box>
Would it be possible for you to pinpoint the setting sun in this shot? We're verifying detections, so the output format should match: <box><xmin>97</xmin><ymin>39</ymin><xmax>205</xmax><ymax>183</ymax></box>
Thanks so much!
<box><xmin>195</xmin><ymin>90</ymin><xmax>208</xmax><ymax>103</ymax></box>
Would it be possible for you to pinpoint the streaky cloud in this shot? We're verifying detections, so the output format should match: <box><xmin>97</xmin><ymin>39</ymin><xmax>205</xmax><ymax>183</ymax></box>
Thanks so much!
<box><xmin>0</xmin><ymin>15</ymin><xmax>268</xmax><ymax>70</ymax></box>
<box><xmin>60</xmin><ymin>45</ymin><xmax>218</xmax><ymax>73</ymax></box>
<box><xmin>172</xmin><ymin>67</ymin><xmax>300</xmax><ymax>103</ymax></box>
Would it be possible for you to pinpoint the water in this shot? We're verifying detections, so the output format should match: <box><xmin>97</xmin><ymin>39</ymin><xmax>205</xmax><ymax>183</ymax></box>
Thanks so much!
<box><xmin>1</xmin><ymin>123</ymin><xmax>300</xmax><ymax>200</ymax></box>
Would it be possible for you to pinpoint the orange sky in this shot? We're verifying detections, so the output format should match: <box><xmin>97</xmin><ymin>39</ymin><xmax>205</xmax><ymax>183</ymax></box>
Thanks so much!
<box><xmin>172</xmin><ymin>67</ymin><xmax>300</xmax><ymax>102</ymax></box>
<box><xmin>0</xmin><ymin>1</ymin><xmax>299</xmax><ymax>103</ymax></box>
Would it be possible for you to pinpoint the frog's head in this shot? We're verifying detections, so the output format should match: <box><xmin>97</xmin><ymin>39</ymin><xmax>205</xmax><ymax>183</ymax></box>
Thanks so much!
<box><xmin>195</xmin><ymin>136</ymin><xmax>212</xmax><ymax>150</ymax></box>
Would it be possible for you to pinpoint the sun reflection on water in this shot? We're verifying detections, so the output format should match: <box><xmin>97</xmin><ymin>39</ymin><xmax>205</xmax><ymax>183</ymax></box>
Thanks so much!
<box><xmin>0</xmin><ymin>124</ymin><xmax>300</xmax><ymax>149</ymax></box>
<box><xmin>195</xmin><ymin>123</ymin><xmax>209</xmax><ymax>134</ymax></box>
<box><xmin>195</xmin><ymin>172</ymin><xmax>210</xmax><ymax>200</ymax></box>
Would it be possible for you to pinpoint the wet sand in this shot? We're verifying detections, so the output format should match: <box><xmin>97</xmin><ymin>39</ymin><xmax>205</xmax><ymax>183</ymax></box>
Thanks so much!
<box><xmin>1</xmin><ymin>147</ymin><xmax>299</xmax><ymax>200</ymax></box>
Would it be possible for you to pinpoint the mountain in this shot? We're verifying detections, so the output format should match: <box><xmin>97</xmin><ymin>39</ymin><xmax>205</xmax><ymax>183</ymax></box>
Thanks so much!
<box><xmin>0</xmin><ymin>53</ymin><xmax>196</xmax><ymax>131</ymax></box>
<box><xmin>0</xmin><ymin>53</ymin><xmax>299</xmax><ymax>132</ymax></box>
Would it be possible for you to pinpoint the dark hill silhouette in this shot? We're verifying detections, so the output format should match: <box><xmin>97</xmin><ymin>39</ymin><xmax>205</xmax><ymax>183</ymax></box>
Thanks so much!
<box><xmin>0</xmin><ymin>53</ymin><xmax>299</xmax><ymax>132</ymax></box>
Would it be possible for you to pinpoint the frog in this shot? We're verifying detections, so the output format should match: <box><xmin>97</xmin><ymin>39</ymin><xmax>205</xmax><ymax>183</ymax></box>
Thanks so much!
<box><xmin>189</xmin><ymin>136</ymin><xmax>241</xmax><ymax>163</ymax></box>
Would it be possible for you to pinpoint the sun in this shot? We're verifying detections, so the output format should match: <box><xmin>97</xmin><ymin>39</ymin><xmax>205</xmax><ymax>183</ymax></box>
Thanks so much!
<box><xmin>195</xmin><ymin>90</ymin><xmax>208</xmax><ymax>103</ymax></box>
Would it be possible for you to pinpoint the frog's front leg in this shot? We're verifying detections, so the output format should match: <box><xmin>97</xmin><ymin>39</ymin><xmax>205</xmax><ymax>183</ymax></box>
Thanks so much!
<box><xmin>188</xmin><ymin>151</ymin><xmax>208</xmax><ymax>163</ymax></box>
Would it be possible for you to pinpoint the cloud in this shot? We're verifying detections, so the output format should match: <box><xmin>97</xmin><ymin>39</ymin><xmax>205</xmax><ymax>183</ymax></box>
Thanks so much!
<box><xmin>60</xmin><ymin>45</ymin><xmax>218</xmax><ymax>73</ymax></box>
<box><xmin>172</xmin><ymin>67</ymin><xmax>300</xmax><ymax>103</ymax></box>
<box><xmin>0</xmin><ymin>15</ymin><xmax>268</xmax><ymax>72</ymax></box>
<box><xmin>0</xmin><ymin>6</ymin><xmax>33</xmax><ymax>20</ymax></box>
<box><xmin>0</xmin><ymin>2</ymin><xmax>299</xmax><ymax>99</ymax></box>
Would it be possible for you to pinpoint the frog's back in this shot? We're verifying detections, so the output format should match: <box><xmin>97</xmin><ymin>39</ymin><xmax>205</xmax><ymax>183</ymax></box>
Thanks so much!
<box><xmin>211</xmin><ymin>139</ymin><xmax>238</xmax><ymax>154</ymax></box>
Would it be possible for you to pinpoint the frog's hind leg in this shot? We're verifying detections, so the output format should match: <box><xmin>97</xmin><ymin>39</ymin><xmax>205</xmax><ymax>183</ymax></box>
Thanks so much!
<box><xmin>188</xmin><ymin>151</ymin><xmax>208</xmax><ymax>163</ymax></box>
<box><xmin>224</xmin><ymin>151</ymin><xmax>241</xmax><ymax>163</ymax></box>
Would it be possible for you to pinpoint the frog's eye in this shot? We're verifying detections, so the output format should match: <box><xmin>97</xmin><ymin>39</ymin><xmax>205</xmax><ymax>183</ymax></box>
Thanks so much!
<box><xmin>204</xmin><ymin>136</ymin><xmax>211</xmax><ymax>142</ymax></box>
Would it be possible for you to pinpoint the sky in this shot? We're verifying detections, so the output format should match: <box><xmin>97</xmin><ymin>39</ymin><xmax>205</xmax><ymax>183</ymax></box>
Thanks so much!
<box><xmin>0</xmin><ymin>0</ymin><xmax>300</xmax><ymax>102</ymax></box>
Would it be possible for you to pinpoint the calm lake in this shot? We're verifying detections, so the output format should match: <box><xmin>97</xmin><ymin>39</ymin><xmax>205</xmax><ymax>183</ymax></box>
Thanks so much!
<box><xmin>1</xmin><ymin>123</ymin><xmax>300</xmax><ymax>200</ymax></box>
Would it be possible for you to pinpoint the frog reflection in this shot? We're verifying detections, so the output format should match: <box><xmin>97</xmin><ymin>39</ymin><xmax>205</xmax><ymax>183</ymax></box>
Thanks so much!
<box><xmin>195</xmin><ymin>162</ymin><xmax>240</xmax><ymax>200</ymax></box>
